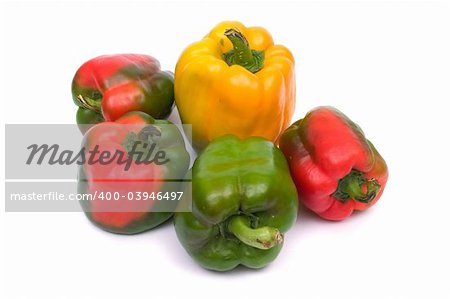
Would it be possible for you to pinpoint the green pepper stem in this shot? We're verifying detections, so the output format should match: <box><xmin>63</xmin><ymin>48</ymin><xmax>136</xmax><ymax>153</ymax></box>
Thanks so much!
<box><xmin>222</xmin><ymin>29</ymin><xmax>264</xmax><ymax>73</ymax></box>
<box><xmin>227</xmin><ymin>215</ymin><xmax>283</xmax><ymax>250</ymax></box>
<box><xmin>332</xmin><ymin>169</ymin><xmax>381</xmax><ymax>204</ymax></box>
<box><xmin>76</xmin><ymin>95</ymin><xmax>102</xmax><ymax>112</ymax></box>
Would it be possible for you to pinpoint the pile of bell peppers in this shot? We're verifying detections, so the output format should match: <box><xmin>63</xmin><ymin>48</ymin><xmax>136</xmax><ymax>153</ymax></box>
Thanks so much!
<box><xmin>72</xmin><ymin>21</ymin><xmax>388</xmax><ymax>272</ymax></box>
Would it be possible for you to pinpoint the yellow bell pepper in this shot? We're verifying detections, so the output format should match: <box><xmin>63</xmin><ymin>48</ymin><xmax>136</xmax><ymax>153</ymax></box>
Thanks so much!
<box><xmin>175</xmin><ymin>21</ymin><xmax>296</xmax><ymax>150</ymax></box>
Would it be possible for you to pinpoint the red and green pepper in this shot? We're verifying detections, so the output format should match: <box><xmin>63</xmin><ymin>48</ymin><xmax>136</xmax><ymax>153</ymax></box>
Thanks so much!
<box><xmin>78</xmin><ymin>111</ymin><xmax>190</xmax><ymax>234</ymax></box>
<box><xmin>72</xmin><ymin>54</ymin><xmax>175</xmax><ymax>133</ymax></box>
<box><xmin>279</xmin><ymin>106</ymin><xmax>388</xmax><ymax>221</ymax></box>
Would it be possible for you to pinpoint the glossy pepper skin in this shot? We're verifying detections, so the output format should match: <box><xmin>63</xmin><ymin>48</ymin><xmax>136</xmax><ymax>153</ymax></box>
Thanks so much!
<box><xmin>78</xmin><ymin>111</ymin><xmax>190</xmax><ymax>234</ymax></box>
<box><xmin>175</xmin><ymin>21</ymin><xmax>295</xmax><ymax>150</ymax></box>
<box><xmin>279</xmin><ymin>106</ymin><xmax>388</xmax><ymax>221</ymax></box>
<box><xmin>72</xmin><ymin>54</ymin><xmax>175</xmax><ymax>133</ymax></box>
<box><xmin>174</xmin><ymin>135</ymin><xmax>298</xmax><ymax>271</ymax></box>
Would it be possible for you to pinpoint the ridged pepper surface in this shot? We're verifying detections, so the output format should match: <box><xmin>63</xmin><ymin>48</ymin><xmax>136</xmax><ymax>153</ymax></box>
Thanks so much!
<box><xmin>175</xmin><ymin>21</ymin><xmax>295</xmax><ymax>150</ymax></box>
<box><xmin>279</xmin><ymin>107</ymin><xmax>388</xmax><ymax>221</ymax></box>
<box><xmin>78</xmin><ymin>111</ymin><xmax>189</xmax><ymax>234</ymax></box>
<box><xmin>174</xmin><ymin>135</ymin><xmax>298</xmax><ymax>271</ymax></box>
<box><xmin>72</xmin><ymin>54</ymin><xmax>174</xmax><ymax>133</ymax></box>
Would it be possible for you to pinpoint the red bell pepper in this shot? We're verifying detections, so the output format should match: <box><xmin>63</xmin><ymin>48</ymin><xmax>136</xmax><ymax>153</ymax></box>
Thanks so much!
<box><xmin>78</xmin><ymin>111</ymin><xmax>190</xmax><ymax>234</ymax></box>
<box><xmin>72</xmin><ymin>54</ymin><xmax>175</xmax><ymax>133</ymax></box>
<box><xmin>279</xmin><ymin>106</ymin><xmax>388</xmax><ymax>221</ymax></box>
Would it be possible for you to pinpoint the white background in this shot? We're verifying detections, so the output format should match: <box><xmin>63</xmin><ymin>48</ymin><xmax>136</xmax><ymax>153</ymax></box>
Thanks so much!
<box><xmin>1</xmin><ymin>1</ymin><xmax>450</xmax><ymax>298</ymax></box>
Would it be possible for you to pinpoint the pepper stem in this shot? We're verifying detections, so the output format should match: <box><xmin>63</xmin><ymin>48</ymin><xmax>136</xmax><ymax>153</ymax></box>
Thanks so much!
<box><xmin>332</xmin><ymin>169</ymin><xmax>381</xmax><ymax>204</ymax></box>
<box><xmin>76</xmin><ymin>95</ymin><xmax>102</xmax><ymax>112</ymax></box>
<box><xmin>222</xmin><ymin>29</ymin><xmax>264</xmax><ymax>73</ymax></box>
<box><xmin>227</xmin><ymin>215</ymin><xmax>283</xmax><ymax>250</ymax></box>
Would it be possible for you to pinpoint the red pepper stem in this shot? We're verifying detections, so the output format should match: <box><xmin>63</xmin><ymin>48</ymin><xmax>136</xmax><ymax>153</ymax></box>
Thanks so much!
<box><xmin>222</xmin><ymin>29</ymin><xmax>264</xmax><ymax>73</ymax></box>
<box><xmin>344</xmin><ymin>177</ymin><xmax>367</xmax><ymax>199</ymax></box>
<box><xmin>332</xmin><ymin>170</ymin><xmax>381</xmax><ymax>204</ymax></box>
<box><xmin>227</xmin><ymin>215</ymin><xmax>283</xmax><ymax>250</ymax></box>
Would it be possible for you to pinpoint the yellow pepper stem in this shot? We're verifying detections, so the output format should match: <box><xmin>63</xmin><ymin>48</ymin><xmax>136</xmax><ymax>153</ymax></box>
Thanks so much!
<box><xmin>223</xmin><ymin>29</ymin><xmax>264</xmax><ymax>73</ymax></box>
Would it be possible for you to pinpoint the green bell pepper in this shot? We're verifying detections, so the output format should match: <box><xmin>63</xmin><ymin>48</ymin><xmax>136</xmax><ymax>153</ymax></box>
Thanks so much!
<box><xmin>174</xmin><ymin>135</ymin><xmax>298</xmax><ymax>271</ymax></box>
